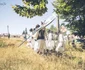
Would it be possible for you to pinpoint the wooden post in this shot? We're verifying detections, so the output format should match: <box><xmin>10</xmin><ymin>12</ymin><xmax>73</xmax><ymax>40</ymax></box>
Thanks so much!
<box><xmin>57</xmin><ymin>14</ymin><xmax>60</xmax><ymax>33</ymax></box>
<box><xmin>7</xmin><ymin>25</ymin><xmax>10</xmax><ymax>38</ymax></box>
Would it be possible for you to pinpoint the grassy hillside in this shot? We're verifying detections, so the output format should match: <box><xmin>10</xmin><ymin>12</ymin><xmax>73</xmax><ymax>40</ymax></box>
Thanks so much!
<box><xmin>0</xmin><ymin>37</ymin><xmax>85</xmax><ymax>70</ymax></box>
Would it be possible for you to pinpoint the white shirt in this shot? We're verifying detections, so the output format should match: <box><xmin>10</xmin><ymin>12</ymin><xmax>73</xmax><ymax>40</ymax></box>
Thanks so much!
<box><xmin>58</xmin><ymin>33</ymin><xmax>64</xmax><ymax>42</ymax></box>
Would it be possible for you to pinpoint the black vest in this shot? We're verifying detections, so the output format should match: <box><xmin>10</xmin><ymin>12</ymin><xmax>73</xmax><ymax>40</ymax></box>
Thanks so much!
<box><xmin>37</xmin><ymin>29</ymin><xmax>45</xmax><ymax>40</ymax></box>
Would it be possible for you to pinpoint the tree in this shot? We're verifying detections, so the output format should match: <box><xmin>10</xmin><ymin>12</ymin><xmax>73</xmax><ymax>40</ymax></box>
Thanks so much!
<box><xmin>50</xmin><ymin>25</ymin><xmax>57</xmax><ymax>32</ymax></box>
<box><xmin>22</xmin><ymin>30</ymin><xmax>25</xmax><ymax>35</ymax></box>
<box><xmin>22</xmin><ymin>28</ymin><xmax>28</xmax><ymax>34</ymax></box>
<box><xmin>22</xmin><ymin>28</ymin><xmax>28</xmax><ymax>39</ymax></box>
<box><xmin>22</xmin><ymin>28</ymin><xmax>27</xmax><ymax>34</ymax></box>
<box><xmin>53</xmin><ymin>0</ymin><xmax>85</xmax><ymax>35</ymax></box>
<box><xmin>12</xmin><ymin>0</ymin><xmax>48</xmax><ymax>18</ymax></box>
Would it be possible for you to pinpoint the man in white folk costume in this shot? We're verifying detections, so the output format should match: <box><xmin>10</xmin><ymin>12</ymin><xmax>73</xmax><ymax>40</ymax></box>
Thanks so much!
<box><xmin>33</xmin><ymin>24</ymin><xmax>40</xmax><ymax>52</ymax></box>
<box><xmin>35</xmin><ymin>22</ymin><xmax>47</xmax><ymax>54</ymax></box>
<box><xmin>27</xmin><ymin>28</ymin><xmax>34</xmax><ymax>49</ymax></box>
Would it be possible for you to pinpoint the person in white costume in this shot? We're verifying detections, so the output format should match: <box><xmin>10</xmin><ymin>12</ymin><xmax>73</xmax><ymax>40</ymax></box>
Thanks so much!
<box><xmin>47</xmin><ymin>30</ymin><xmax>54</xmax><ymax>51</ymax></box>
<box><xmin>55</xmin><ymin>31</ymin><xmax>64</xmax><ymax>54</ymax></box>
<box><xmin>36</xmin><ymin>22</ymin><xmax>47</xmax><ymax>54</ymax></box>
<box><xmin>33</xmin><ymin>24</ymin><xmax>40</xmax><ymax>52</ymax></box>
<box><xmin>27</xmin><ymin>28</ymin><xmax>35</xmax><ymax>49</ymax></box>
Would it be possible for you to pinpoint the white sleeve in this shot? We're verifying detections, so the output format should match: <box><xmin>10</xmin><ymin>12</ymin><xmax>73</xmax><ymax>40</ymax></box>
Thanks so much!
<box><xmin>32</xmin><ymin>31</ymin><xmax>39</xmax><ymax>39</ymax></box>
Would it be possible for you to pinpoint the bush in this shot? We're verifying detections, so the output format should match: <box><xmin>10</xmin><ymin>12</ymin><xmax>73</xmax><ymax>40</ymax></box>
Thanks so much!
<box><xmin>0</xmin><ymin>40</ymin><xmax>7</xmax><ymax>47</ymax></box>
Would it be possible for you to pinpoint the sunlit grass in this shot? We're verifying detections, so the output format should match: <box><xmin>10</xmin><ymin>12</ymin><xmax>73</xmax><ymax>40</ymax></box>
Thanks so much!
<box><xmin>0</xmin><ymin>37</ymin><xmax>85</xmax><ymax>70</ymax></box>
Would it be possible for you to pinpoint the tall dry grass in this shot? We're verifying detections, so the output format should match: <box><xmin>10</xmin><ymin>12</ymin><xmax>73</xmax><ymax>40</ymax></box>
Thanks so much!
<box><xmin>0</xmin><ymin>37</ymin><xmax>85</xmax><ymax>70</ymax></box>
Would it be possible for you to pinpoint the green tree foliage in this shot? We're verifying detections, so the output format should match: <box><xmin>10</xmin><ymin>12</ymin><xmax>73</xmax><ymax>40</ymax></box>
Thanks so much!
<box><xmin>53</xmin><ymin>0</ymin><xmax>85</xmax><ymax>35</ymax></box>
<box><xmin>50</xmin><ymin>25</ymin><xmax>57</xmax><ymax>32</ymax></box>
<box><xmin>12</xmin><ymin>0</ymin><xmax>48</xmax><ymax>18</ymax></box>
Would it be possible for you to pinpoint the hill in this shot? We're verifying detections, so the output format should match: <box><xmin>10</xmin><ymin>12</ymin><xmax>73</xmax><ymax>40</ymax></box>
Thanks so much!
<box><xmin>0</xmin><ymin>37</ymin><xmax>85</xmax><ymax>70</ymax></box>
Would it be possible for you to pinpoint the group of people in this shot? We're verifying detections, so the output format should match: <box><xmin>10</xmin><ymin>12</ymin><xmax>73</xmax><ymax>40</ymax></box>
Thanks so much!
<box><xmin>27</xmin><ymin>22</ymin><xmax>65</xmax><ymax>56</ymax></box>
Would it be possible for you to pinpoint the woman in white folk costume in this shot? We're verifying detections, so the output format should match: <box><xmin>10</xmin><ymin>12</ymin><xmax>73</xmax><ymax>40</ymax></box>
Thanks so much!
<box><xmin>46</xmin><ymin>30</ymin><xmax>54</xmax><ymax>52</ymax></box>
<box><xmin>55</xmin><ymin>31</ymin><xmax>64</xmax><ymax>54</ymax></box>
<box><xmin>55</xmin><ymin>25</ymin><xmax>67</xmax><ymax>54</ymax></box>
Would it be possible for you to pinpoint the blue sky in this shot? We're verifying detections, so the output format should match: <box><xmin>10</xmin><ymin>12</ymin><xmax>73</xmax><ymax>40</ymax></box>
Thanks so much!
<box><xmin>0</xmin><ymin>0</ymin><xmax>64</xmax><ymax>35</ymax></box>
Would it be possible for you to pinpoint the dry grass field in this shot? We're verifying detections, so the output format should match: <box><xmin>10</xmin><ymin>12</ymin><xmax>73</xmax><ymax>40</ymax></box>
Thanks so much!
<box><xmin>0</xmin><ymin>37</ymin><xmax>85</xmax><ymax>70</ymax></box>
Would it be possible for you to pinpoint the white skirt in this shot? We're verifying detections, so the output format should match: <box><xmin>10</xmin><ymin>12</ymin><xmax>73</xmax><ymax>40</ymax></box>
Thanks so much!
<box><xmin>46</xmin><ymin>40</ymin><xmax>55</xmax><ymax>50</ymax></box>
<box><xmin>34</xmin><ymin>41</ymin><xmax>39</xmax><ymax>52</ymax></box>
<box><xmin>55</xmin><ymin>42</ymin><xmax>64</xmax><ymax>53</ymax></box>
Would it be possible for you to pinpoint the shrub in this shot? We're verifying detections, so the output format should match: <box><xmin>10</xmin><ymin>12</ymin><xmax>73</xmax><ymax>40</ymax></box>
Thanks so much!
<box><xmin>0</xmin><ymin>40</ymin><xmax>7</xmax><ymax>47</ymax></box>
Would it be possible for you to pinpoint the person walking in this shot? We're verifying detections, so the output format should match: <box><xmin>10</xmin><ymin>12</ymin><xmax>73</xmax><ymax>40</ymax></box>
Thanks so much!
<box><xmin>55</xmin><ymin>31</ymin><xmax>64</xmax><ymax>56</ymax></box>
<box><xmin>37</xmin><ymin>22</ymin><xmax>47</xmax><ymax>55</ymax></box>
